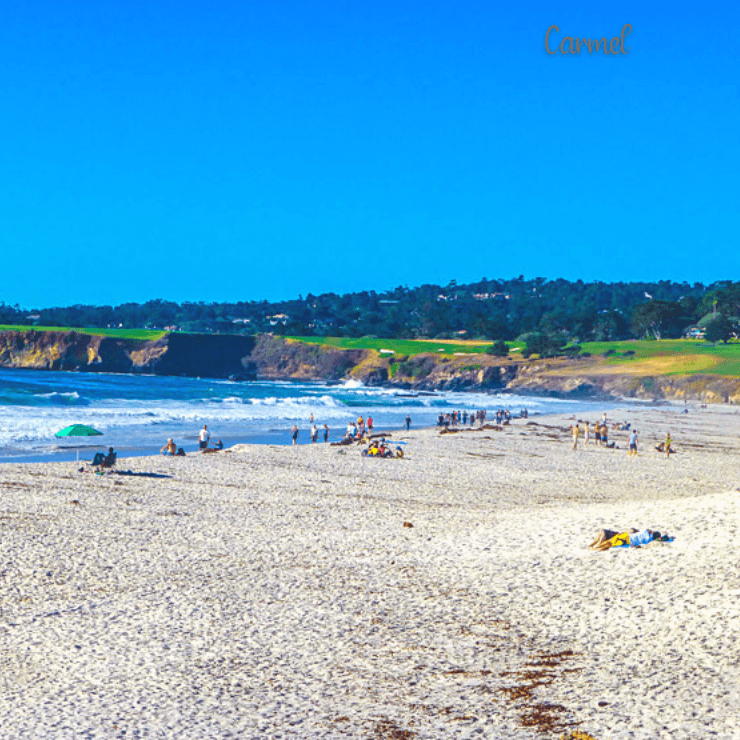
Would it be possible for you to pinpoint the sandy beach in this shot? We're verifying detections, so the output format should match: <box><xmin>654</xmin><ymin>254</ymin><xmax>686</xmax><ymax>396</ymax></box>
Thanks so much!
<box><xmin>1</xmin><ymin>404</ymin><xmax>739</xmax><ymax>738</ymax></box>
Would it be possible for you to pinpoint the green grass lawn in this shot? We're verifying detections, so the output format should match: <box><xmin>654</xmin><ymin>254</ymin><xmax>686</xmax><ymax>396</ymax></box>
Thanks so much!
<box><xmin>0</xmin><ymin>324</ymin><xmax>168</xmax><ymax>341</ymax></box>
<box><xmin>290</xmin><ymin>336</ymin><xmax>740</xmax><ymax>376</ymax></box>
<box><xmin>287</xmin><ymin>336</ymin><xmax>493</xmax><ymax>356</ymax></box>
<box><xmin>578</xmin><ymin>339</ymin><xmax>740</xmax><ymax>376</ymax></box>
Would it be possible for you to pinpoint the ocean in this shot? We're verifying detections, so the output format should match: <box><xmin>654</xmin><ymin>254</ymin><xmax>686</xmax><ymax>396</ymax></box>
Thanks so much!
<box><xmin>0</xmin><ymin>367</ymin><xmax>621</xmax><ymax>463</ymax></box>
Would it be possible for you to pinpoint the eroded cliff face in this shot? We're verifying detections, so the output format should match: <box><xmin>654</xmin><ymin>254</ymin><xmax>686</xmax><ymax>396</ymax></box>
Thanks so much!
<box><xmin>249</xmin><ymin>335</ymin><xmax>367</xmax><ymax>380</ymax></box>
<box><xmin>2</xmin><ymin>330</ymin><xmax>739</xmax><ymax>404</ymax></box>
<box><xmin>0</xmin><ymin>331</ymin><xmax>257</xmax><ymax>379</ymax></box>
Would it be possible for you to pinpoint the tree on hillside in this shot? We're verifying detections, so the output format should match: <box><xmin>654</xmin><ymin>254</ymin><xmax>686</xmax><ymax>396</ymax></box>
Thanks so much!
<box><xmin>703</xmin><ymin>316</ymin><xmax>734</xmax><ymax>344</ymax></box>
<box><xmin>486</xmin><ymin>340</ymin><xmax>509</xmax><ymax>357</ymax></box>
<box><xmin>631</xmin><ymin>300</ymin><xmax>687</xmax><ymax>340</ymax></box>
<box><xmin>519</xmin><ymin>332</ymin><xmax>564</xmax><ymax>358</ymax></box>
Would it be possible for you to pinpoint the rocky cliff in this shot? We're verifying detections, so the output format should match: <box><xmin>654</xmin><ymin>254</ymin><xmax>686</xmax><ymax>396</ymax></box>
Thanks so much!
<box><xmin>2</xmin><ymin>330</ymin><xmax>739</xmax><ymax>404</ymax></box>
<box><xmin>0</xmin><ymin>330</ymin><xmax>257</xmax><ymax>379</ymax></box>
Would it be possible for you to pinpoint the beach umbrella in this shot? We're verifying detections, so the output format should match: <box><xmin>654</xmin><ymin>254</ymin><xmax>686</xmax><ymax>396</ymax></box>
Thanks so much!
<box><xmin>56</xmin><ymin>424</ymin><xmax>103</xmax><ymax>438</ymax></box>
<box><xmin>55</xmin><ymin>424</ymin><xmax>103</xmax><ymax>462</ymax></box>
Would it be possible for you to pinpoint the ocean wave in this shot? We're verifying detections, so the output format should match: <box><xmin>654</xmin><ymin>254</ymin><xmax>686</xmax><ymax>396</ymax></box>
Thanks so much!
<box><xmin>34</xmin><ymin>391</ymin><xmax>84</xmax><ymax>401</ymax></box>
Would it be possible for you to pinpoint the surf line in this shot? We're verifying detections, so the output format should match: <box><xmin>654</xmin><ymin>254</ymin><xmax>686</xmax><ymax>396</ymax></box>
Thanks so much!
<box><xmin>545</xmin><ymin>24</ymin><xmax>631</xmax><ymax>55</ymax></box>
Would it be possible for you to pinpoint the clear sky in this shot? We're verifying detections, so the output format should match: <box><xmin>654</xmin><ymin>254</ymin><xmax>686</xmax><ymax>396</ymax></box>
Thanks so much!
<box><xmin>1</xmin><ymin>1</ymin><xmax>738</xmax><ymax>308</ymax></box>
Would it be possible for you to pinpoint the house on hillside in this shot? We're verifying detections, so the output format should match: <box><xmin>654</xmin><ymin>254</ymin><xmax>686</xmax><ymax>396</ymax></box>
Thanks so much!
<box><xmin>268</xmin><ymin>313</ymin><xmax>289</xmax><ymax>326</ymax></box>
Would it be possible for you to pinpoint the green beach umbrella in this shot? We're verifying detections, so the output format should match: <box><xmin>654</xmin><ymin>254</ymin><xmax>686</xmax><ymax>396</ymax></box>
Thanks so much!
<box><xmin>55</xmin><ymin>424</ymin><xmax>103</xmax><ymax>462</ymax></box>
<box><xmin>55</xmin><ymin>424</ymin><xmax>103</xmax><ymax>438</ymax></box>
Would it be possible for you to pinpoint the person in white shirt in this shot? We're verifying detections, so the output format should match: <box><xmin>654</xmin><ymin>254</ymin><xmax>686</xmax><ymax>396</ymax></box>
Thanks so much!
<box><xmin>198</xmin><ymin>424</ymin><xmax>210</xmax><ymax>452</ymax></box>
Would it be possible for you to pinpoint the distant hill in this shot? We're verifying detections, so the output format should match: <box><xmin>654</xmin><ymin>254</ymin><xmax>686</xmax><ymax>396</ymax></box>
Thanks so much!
<box><xmin>2</xmin><ymin>277</ymin><xmax>739</xmax><ymax>343</ymax></box>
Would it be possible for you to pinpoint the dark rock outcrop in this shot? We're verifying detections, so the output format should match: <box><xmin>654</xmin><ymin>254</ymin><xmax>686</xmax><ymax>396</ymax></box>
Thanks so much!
<box><xmin>0</xmin><ymin>330</ymin><xmax>256</xmax><ymax>379</ymax></box>
<box><xmin>249</xmin><ymin>335</ymin><xmax>365</xmax><ymax>380</ymax></box>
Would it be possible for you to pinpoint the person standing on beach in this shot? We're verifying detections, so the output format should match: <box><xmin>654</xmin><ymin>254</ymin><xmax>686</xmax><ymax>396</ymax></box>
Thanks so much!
<box><xmin>323</xmin><ymin>424</ymin><xmax>329</xmax><ymax>443</ymax></box>
<box><xmin>367</xmin><ymin>416</ymin><xmax>373</xmax><ymax>431</ymax></box>
<box><xmin>572</xmin><ymin>423</ymin><xmax>579</xmax><ymax>450</ymax></box>
<box><xmin>291</xmin><ymin>425</ymin><xmax>299</xmax><ymax>445</ymax></box>
<box><xmin>665</xmin><ymin>432</ymin><xmax>672</xmax><ymax>458</ymax></box>
<box><xmin>199</xmin><ymin>424</ymin><xmax>210</xmax><ymax>452</ymax></box>
<box><xmin>405</xmin><ymin>414</ymin><xmax>412</xmax><ymax>431</ymax></box>
<box><xmin>629</xmin><ymin>429</ymin><xmax>638</xmax><ymax>456</ymax></box>
<box><xmin>584</xmin><ymin>421</ymin><xmax>590</xmax><ymax>446</ymax></box>
<box><xmin>311</xmin><ymin>424</ymin><xmax>318</xmax><ymax>443</ymax></box>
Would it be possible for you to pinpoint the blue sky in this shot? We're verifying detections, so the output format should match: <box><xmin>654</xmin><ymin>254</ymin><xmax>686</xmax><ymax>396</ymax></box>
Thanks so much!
<box><xmin>1</xmin><ymin>1</ymin><xmax>738</xmax><ymax>308</ymax></box>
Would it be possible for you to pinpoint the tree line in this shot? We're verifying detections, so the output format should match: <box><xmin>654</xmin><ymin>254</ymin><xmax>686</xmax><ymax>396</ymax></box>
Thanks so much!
<box><xmin>2</xmin><ymin>277</ymin><xmax>739</xmax><ymax>346</ymax></box>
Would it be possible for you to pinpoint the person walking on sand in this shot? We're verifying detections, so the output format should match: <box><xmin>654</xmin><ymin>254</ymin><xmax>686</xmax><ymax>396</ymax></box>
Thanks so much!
<box><xmin>198</xmin><ymin>424</ymin><xmax>210</xmax><ymax>452</ymax></box>
<box><xmin>291</xmin><ymin>424</ymin><xmax>299</xmax><ymax>445</ymax></box>
<box><xmin>628</xmin><ymin>429</ymin><xmax>638</xmax><ymax>456</ymax></box>
<box><xmin>572</xmin><ymin>423</ymin><xmax>579</xmax><ymax>450</ymax></box>
<box><xmin>405</xmin><ymin>414</ymin><xmax>412</xmax><ymax>431</ymax></box>
<box><xmin>584</xmin><ymin>421</ymin><xmax>590</xmax><ymax>446</ymax></box>
<box><xmin>665</xmin><ymin>432</ymin><xmax>672</xmax><ymax>458</ymax></box>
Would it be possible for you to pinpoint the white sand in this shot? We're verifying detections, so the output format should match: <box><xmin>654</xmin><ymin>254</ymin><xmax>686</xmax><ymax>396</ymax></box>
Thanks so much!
<box><xmin>1</xmin><ymin>404</ymin><xmax>739</xmax><ymax>738</ymax></box>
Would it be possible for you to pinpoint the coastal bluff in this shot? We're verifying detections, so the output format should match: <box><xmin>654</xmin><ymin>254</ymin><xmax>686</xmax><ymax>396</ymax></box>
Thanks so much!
<box><xmin>1</xmin><ymin>330</ymin><xmax>740</xmax><ymax>403</ymax></box>
<box><xmin>0</xmin><ymin>330</ymin><xmax>258</xmax><ymax>379</ymax></box>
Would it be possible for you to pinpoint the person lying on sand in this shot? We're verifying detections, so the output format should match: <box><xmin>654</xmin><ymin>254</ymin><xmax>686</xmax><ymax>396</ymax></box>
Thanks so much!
<box><xmin>589</xmin><ymin>528</ymin><xmax>637</xmax><ymax>548</ymax></box>
<box><xmin>591</xmin><ymin>528</ymin><xmax>672</xmax><ymax>551</ymax></box>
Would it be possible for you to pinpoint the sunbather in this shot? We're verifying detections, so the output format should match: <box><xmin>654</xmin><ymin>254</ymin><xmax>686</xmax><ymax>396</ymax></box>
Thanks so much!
<box><xmin>161</xmin><ymin>438</ymin><xmax>177</xmax><ymax>455</ymax></box>
<box><xmin>589</xmin><ymin>528</ymin><xmax>637</xmax><ymax>548</ymax></box>
<box><xmin>591</xmin><ymin>528</ymin><xmax>671</xmax><ymax>551</ymax></box>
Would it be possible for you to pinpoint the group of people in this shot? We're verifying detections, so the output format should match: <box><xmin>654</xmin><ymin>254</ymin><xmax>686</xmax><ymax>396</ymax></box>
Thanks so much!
<box><xmin>160</xmin><ymin>425</ymin><xmax>224</xmax><ymax>456</ymax></box>
<box><xmin>436</xmin><ymin>409</ymin><xmax>489</xmax><ymax>428</ymax></box>
<box><xmin>291</xmin><ymin>422</ymin><xmax>331</xmax><ymax>444</ymax></box>
<box><xmin>289</xmin><ymin>412</ymin><xmax>418</xmax><ymax>444</ymax></box>
<box><xmin>570</xmin><ymin>415</ymin><xmax>673</xmax><ymax>457</ymax></box>
<box><xmin>362</xmin><ymin>439</ymin><xmax>404</xmax><ymax>458</ymax></box>
<box><xmin>571</xmin><ymin>420</ymin><xmax>615</xmax><ymax>450</ymax></box>
<box><xmin>290</xmin><ymin>414</ymin><xmax>337</xmax><ymax>445</ymax></box>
